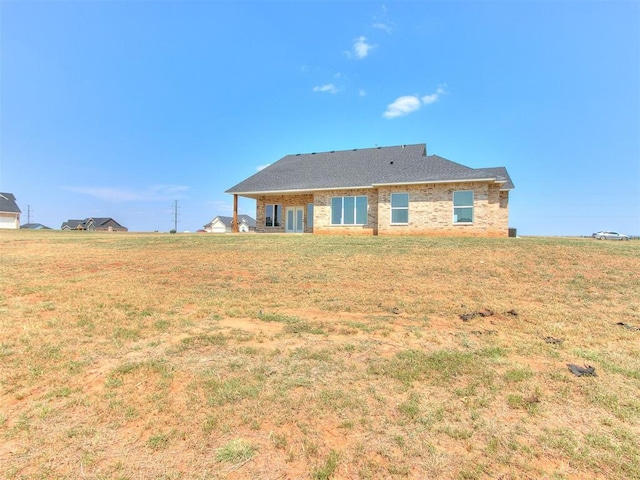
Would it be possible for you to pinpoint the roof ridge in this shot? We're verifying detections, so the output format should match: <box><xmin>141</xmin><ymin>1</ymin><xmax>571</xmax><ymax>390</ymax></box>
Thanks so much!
<box><xmin>289</xmin><ymin>143</ymin><xmax>426</xmax><ymax>157</ymax></box>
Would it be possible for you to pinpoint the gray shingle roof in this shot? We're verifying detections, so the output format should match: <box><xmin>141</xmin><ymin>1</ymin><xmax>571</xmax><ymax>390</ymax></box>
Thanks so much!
<box><xmin>90</xmin><ymin>218</ymin><xmax>114</xmax><ymax>227</ymax></box>
<box><xmin>0</xmin><ymin>192</ymin><xmax>21</xmax><ymax>213</ymax></box>
<box><xmin>226</xmin><ymin>143</ymin><xmax>513</xmax><ymax>196</ymax></box>
<box><xmin>21</xmin><ymin>223</ymin><xmax>52</xmax><ymax>229</ymax></box>
<box><xmin>61</xmin><ymin>218</ymin><xmax>127</xmax><ymax>230</ymax></box>
<box><xmin>61</xmin><ymin>219</ymin><xmax>84</xmax><ymax>229</ymax></box>
<box><xmin>475</xmin><ymin>167</ymin><xmax>515</xmax><ymax>190</ymax></box>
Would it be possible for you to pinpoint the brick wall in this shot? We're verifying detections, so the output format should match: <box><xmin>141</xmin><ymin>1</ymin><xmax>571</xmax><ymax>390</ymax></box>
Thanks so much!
<box><xmin>253</xmin><ymin>182</ymin><xmax>509</xmax><ymax>237</ymax></box>
<box><xmin>255</xmin><ymin>194</ymin><xmax>314</xmax><ymax>233</ymax></box>
<box><xmin>376</xmin><ymin>182</ymin><xmax>509</xmax><ymax>237</ymax></box>
<box><xmin>313</xmin><ymin>189</ymin><xmax>377</xmax><ymax>235</ymax></box>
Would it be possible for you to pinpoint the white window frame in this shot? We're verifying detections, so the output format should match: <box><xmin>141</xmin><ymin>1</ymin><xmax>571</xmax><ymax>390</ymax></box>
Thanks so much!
<box><xmin>331</xmin><ymin>196</ymin><xmax>368</xmax><ymax>225</ymax></box>
<box><xmin>265</xmin><ymin>204</ymin><xmax>282</xmax><ymax>227</ymax></box>
<box><xmin>390</xmin><ymin>193</ymin><xmax>409</xmax><ymax>225</ymax></box>
<box><xmin>453</xmin><ymin>190</ymin><xmax>474</xmax><ymax>225</ymax></box>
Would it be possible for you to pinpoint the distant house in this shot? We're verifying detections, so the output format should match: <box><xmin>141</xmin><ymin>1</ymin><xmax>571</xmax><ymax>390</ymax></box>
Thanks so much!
<box><xmin>61</xmin><ymin>218</ymin><xmax>128</xmax><ymax>232</ymax></box>
<box><xmin>204</xmin><ymin>215</ymin><xmax>256</xmax><ymax>233</ymax></box>
<box><xmin>0</xmin><ymin>192</ymin><xmax>21</xmax><ymax>229</ymax></box>
<box><xmin>21</xmin><ymin>223</ymin><xmax>52</xmax><ymax>230</ymax></box>
<box><xmin>61</xmin><ymin>220</ymin><xmax>84</xmax><ymax>230</ymax></box>
<box><xmin>226</xmin><ymin>143</ymin><xmax>514</xmax><ymax>237</ymax></box>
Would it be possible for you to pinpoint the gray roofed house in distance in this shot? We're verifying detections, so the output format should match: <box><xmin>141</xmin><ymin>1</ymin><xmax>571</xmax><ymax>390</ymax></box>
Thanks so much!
<box><xmin>21</xmin><ymin>223</ymin><xmax>52</xmax><ymax>230</ymax></box>
<box><xmin>61</xmin><ymin>218</ymin><xmax>128</xmax><ymax>232</ymax></box>
<box><xmin>0</xmin><ymin>192</ymin><xmax>21</xmax><ymax>229</ymax></box>
<box><xmin>226</xmin><ymin>143</ymin><xmax>514</xmax><ymax>236</ymax></box>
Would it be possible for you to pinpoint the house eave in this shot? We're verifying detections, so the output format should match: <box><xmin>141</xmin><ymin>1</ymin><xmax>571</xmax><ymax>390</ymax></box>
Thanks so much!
<box><xmin>228</xmin><ymin>185</ymin><xmax>375</xmax><ymax>198</ymax></box>
<box><xmin>229</xmin><ymin>178</ymin><xmax>512</xmax><ymax>198</ymax></box>
<box><xmin>372</xmin><ymin>177</ymin><xmax>500</xmax><ymax>187</ymax></box>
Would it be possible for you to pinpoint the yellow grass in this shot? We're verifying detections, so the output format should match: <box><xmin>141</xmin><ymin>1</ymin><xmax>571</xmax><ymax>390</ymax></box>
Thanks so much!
<box><xmin>1</xmin><ymin>231</ymin><xmax>639</xmax><ymax>479</ymax></box>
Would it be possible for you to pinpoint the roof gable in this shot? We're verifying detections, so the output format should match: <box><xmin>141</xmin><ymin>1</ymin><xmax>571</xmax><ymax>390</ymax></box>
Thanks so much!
<box><xmin>206</xmin><ymin>215</ymin><xmax>256</xmax><ymax>228</ymax></box>
<box><xmin>61</xmin><ymin>220</ymin><xmax>84</xmax><ymax>229</ymax></box>
<box><xmin>476</xmin><ymin>167</ymin><xmax>515</xmax><ymax>190</ymax></box>
<box><xmin>0</xmin><ymin>192</ymin><xmax>21</xmax><ymax>213</ymax></box>
<box><xmin>226</xmin><ymin>144</ymin><xmax>513</xmax><ymax>196</ymax></box>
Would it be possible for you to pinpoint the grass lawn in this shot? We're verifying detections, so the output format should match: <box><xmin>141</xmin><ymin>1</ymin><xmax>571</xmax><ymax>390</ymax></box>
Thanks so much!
<box><xmin>1</xmin><ymin>231</ymin><xmax>639</xmax><ymax>479</ymax></box>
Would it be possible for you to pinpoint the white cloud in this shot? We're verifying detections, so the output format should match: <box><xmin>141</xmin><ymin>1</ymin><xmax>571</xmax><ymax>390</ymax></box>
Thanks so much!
<box><xmin>256</xmin><ymin>164</ymin><xmax>270</xmax><ymax>171</ymax></box>
<box><xmin>421</xmin><ymin>93</ymin><xmax>439</xmax><ymax>104</ymax></box>
<box><xmin>383</xmin><ymin>95</ymin><xmax>422</xmax><ymax>119</ymax></box>
<box><xmin>313</xmin><ymin>83</ymin><xmax>338</xmax><ymax>94</ymax></box>
<box><xmin>353</xmin><ymin>36</ymin><xmax>374</xmax><ymax>59</ymax></box>
<box><xmin>422</xmin><ymin>86</ymin><xmax>447</xmax><ymax>104</ymax></box>
<box><xmin>383</xmin><ymin>86</ymin><xmax>447</xmax><ymax>119</ymax></box>
<box><xmin>149</xmin><ymin>184</ymin><xmax>190</xmax><ymax>197</ymax></box>
<box><xmin>372</xmin><ymin>4</ymin><xmax>393</xmax><ymax>33</ymax></box>
<box><xmin>61</xmin><ymin>184</ymin><xmax>189</xmax><ymax>202</ymax></box>
<box><xmin>372</xmin><ymin>22</ymin><xmax>392</xmax><ymax>33</ymax></box>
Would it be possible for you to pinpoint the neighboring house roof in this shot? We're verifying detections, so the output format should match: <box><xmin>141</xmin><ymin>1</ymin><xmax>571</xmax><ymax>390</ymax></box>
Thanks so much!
<box><xmin>21</xmin><ymin>223</ymin><xmax>52</xmax><ymax>230</ymax></box>
<box><xmin>205</xmin><ymin>215</ymin><xmax>256</xmax><ymax>228</ymax></box>
<box><xmin>0</xmin><ymin>192</ymin><xmax>21</xmax><ymax>213</ymax></box>
<box><xmin>90</xmin><ymin>217</ymin><xmax>122</xmax><ymax>228</ymax></box>
<box><xmin>61</xmin><ymin>217</ymin><xmax>127</xmax><ymax>230</ymax></box>
<box><xmin>61</xmin><ymin>219</ymin><xmax>85</xmax><ymax>229</ymax></box>
<box><xmin>226</xmin><ymin>143</ymin><xmax>514</xmax><ymax>197</ymax></box>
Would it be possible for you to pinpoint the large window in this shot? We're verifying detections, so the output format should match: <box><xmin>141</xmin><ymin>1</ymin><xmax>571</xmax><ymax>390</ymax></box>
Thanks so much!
<box><xmin>331</xmin><ymin>196</ymin><xmax>368</xmax><ymax>225</ymax></box>
<box><xmin>390</xmin><ymin>193</ymin><xmax>409</xmax><ymax>224</ymax></box>
<box><xmin>453</xmin><ymin>190</ymin><xmax>473</xmax><ymax>224</ymax></box>
<box><xmin>265</xmin><ymin>204</ymin><xmax>281</xmax><ymax>227</ymax></box>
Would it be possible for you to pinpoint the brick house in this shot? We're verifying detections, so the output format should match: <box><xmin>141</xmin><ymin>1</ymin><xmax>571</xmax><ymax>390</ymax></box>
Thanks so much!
<box><xmin>226</xmin><ymin>143</ymin><xmax>514</xmax><ymax>236</ymax></box>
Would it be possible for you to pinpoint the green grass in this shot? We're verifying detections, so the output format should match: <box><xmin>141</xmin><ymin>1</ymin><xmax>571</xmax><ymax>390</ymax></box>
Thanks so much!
<box><xmin>216</xmin><ymin>439</ymin><xmax>256</xmax><ymax>463</ymax></box>
<box><xmin>312</xmin><ymin>450</ymin><xmax>339</xmax><ymax>480</ymax></box>
<box><xmin>368</xmin><ymin>349</ymin><xmax>484</xmax><ymax>385</ymax></box>
<box><xmin>204</xmin><ymin>377</ymin><xmax>263</xmax><ymax>406</ymax></box>
<box><xmin>1</xmin><ymin>231</ymin><xmax>639</xmax><ymax>479</ymax></box>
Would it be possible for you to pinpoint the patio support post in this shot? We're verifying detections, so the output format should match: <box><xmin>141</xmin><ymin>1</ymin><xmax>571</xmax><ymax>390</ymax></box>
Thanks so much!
<box><xmin>233</xmin><ymin>195</ymin><xmax>239</xmax><ymax>233</ymax></box>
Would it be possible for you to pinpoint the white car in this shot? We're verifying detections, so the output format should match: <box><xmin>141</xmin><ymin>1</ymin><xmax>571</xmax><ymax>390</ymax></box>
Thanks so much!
<box><xmin>592</xmin><ymin>231</ymin><xmax>629</xmax><ymax>241</ymax></box>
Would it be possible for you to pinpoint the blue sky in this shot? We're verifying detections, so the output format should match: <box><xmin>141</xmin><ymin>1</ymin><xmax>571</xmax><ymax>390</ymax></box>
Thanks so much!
<box><xmin>1</xmin><ymin>1</ymin><xmax>638</xmax><ymax>235</ymax></box>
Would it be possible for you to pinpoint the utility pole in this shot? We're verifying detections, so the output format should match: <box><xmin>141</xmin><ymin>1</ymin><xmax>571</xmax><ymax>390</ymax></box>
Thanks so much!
<box><xmin>27</xmin><ymin>205</ymin><xmax>32</xmax><ymax>224</ymax></box>
<box><xmin>172</xmin><ymin>200</ymin><xmax>179</xmax><ymax>232</ymax></box>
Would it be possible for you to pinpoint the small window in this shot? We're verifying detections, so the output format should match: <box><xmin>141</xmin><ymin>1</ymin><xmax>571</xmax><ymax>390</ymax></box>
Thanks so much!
<box><xmin>265</xmin><ymin>204</ymin><xmax>282</xmax><ymax>227</ymax></box>
<box><xmin>331</xmin><ymin>196</ymin><xmax>368</xmax><ymax>225</ymax></box>
<box><xmin>390</xmin><ymin>193</ymin><xmax>409</xmax><ymax>224</ymax></box>
<box><xmin>453</xmin><ymin>190</ymin><xmax>473</xmax><ymax>224</ymax></box>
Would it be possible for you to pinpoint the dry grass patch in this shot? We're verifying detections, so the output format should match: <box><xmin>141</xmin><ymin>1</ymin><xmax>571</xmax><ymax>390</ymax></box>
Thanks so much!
<box><xmin>1</xmin><ymin>231</ymin><xmax>639</xmax><ymax>479</ymax></box>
